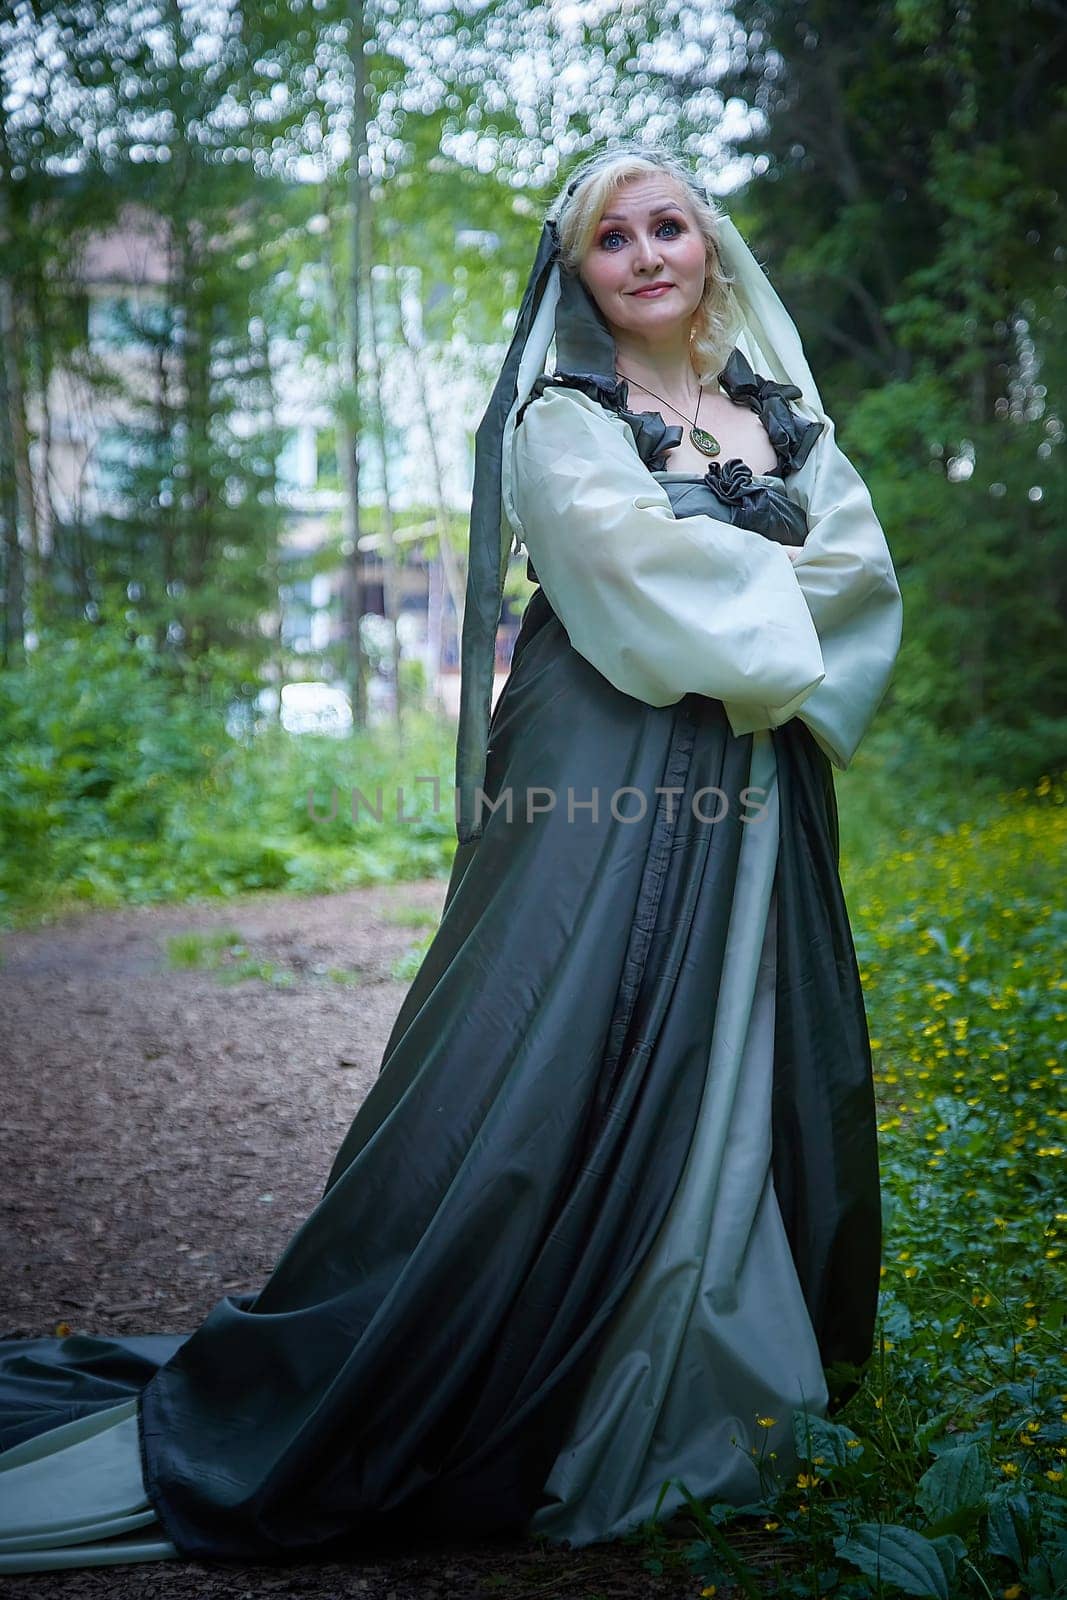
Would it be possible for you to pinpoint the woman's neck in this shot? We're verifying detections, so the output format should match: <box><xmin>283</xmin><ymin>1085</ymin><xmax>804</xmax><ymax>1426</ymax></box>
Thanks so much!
<box><xmin>611</xmin><ymin>327</ymin><xmax>706</xmax><ymax>404</ymax></box>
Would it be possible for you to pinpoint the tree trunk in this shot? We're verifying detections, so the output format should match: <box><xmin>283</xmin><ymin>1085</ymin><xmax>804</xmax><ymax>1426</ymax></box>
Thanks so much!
<box><xmin>0</xmin><ymin>331</ymin><xmax>24</xmax><ymax>665</ymax></box>
<box><xmin>0</xmin><ymin>115</ymin><xmax>30</xmax><ymax>659</ymax></box>
<box><xmin>29</xmin><ymin>274</ymin><xmax>57</xmax><ymax>619</ymax></box>
<box><xmin>339</xmin><ymin>0</ymin><xmax>370</xmax><ymax>731</ymax></box>
<box><xmin>365</xmin><ymin>252</ymin><xmax>404</xmax><ymax>732</ymax></box>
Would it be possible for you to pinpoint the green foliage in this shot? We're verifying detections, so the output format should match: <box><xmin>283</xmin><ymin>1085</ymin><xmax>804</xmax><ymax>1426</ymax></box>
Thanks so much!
<box><xmin>0</xmin><ymin>616</ymin><xmax>458</xmax><ymax>924</ymax></box>
<box><xmin>843</xmin><ymin>353</ymin><xmax>1067</xmax><ymax>766</ymax></box>
<box><xmin>715</xmin><ymin>0</ymin><xmax>1067</xmax><ymax>778</ymax></box>
<box><xmin>0</xmin><ymin>615</ymin><xmax>225</xmax><ymax>910</ymax></box>
<box><xmin>833</xmin><ymin>1524</ymin><xmax>967</xmax><ymax>1597</ymax></box>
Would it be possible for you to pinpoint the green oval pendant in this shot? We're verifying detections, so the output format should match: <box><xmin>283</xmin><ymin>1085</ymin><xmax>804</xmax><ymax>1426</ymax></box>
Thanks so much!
<box><xmin>690</xmin><ymin>426</ymin><xmax>720</xmax><ymax>457</ymax></box>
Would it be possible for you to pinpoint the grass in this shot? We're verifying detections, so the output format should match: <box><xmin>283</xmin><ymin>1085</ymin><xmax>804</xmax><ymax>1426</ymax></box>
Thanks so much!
<box><xmin>323</xmin><ymin>964</ymin><xmax>366</xmax><ymax>988</ymax></box>
<box><xmin>390</xmin><ymin>931</ymin><xmax>438</xmax><ymax>982</ymax></box>
<box><xmin>382</xmin><ymin>904</ymin><xmax>442</xmax><ymax>929</ymax></box>
<box><xmin>166</xmin><ymin>929</ymin><xmax>246</xmax><ymax>968</ymax></box>
<box><xmin>165</xmin><ymin>929</ymin><xmax>295</xmax><ymax>987</ymax></box>
<box><xmin>164</xmin><ymin>922</ymin><xmax>436</xmax><ymax>988</ymax></box>
<box><xmin>165</xmin><ymin>931</ymin><xmax>379</xmax><ymax>989</ymax></box>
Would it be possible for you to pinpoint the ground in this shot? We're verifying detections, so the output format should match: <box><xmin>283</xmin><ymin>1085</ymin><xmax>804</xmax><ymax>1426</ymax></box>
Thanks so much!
<box><xmin>0</xmin><ymin>885</ymin><xmax>717</xmax><ymax>1600</ymax></box>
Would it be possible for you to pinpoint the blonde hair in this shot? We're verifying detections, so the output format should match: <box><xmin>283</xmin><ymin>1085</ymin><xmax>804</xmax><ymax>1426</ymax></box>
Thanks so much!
<box><xmin>550</xmin><ymin>145</ymin><xmax>741</xmax><ymax>386</ymax></box>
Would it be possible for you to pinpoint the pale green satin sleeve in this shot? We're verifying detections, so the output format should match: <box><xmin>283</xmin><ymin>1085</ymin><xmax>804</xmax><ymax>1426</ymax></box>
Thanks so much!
<box><xmin>507</xmin><ymin>385</ymin><xmax>826</xmax><ymax>718</ymax></box>
<box><xmin>723</xmin><ymin>412</ymin><xmax>903</xmax><ymax>769</ymax></box>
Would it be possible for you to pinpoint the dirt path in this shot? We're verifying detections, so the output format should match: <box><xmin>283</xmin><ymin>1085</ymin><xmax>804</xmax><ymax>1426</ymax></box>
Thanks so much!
<box><xmin>0</xmin><ymin>886</ymin><xmax>711</xmax><ymax>1600</ymax></box>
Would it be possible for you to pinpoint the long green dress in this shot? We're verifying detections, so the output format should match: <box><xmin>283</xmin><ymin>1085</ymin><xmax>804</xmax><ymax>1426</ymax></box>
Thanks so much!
<box><xmin>0</xmin><ymin>352</ymin><xmax>901</xmax><ymax>1571</ymax></box>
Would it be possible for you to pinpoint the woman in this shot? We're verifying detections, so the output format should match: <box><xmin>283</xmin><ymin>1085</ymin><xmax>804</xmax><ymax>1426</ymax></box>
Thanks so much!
<box><xmin>0</xmin><ymin>144</ymin><xmax>902</xmax><ymax>1572</ymax></box>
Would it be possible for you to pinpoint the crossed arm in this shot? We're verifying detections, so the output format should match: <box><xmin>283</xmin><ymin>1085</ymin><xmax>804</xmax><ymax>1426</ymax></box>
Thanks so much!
<box><xmin>505</xmin><ymin>384</ymin><xmax>902</xmax><ymax>769</ymax></box>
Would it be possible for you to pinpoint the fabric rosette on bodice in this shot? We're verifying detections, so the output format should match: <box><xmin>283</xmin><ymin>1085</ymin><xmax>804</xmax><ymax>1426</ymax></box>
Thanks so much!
<box><xmin>702</xmin><ymin>456</ymin><xmax>762</xmax><ymax>501</ymax></box>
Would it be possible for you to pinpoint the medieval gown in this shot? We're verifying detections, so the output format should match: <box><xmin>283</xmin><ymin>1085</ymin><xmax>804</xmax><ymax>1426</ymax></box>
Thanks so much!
<box><xmin>0</xmin><ymin>347</ymin><xmax>903</xmax><ymax>1572</ymax></box>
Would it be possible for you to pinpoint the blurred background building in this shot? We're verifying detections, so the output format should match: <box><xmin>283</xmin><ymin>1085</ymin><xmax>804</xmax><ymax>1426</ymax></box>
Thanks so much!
<box><xmin>33</xmin><ymin>202</ymin><xmax>524</xmax><ymax>726</ymax></box>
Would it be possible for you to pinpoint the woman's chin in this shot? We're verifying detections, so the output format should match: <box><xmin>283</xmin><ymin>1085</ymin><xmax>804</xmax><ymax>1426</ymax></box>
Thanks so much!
<box><xmin>614</xmin><ymin>305</ymin><xmax>695</xmax><ymax>343</ymax></box>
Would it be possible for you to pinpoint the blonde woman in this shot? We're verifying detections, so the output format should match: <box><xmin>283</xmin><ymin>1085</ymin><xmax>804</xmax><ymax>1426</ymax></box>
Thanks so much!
<box><xmin>0</xmin><ymin>145</ymin><xmax>902</xmax><ymax>1572</ymax></box>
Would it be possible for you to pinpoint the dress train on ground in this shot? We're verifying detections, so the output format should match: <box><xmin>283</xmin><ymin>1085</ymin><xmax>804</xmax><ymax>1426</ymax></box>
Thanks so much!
<box><xmin>0</xmin><ymin>1400</ymin><xmax>177</xmax><ymax>1571</ymax></box>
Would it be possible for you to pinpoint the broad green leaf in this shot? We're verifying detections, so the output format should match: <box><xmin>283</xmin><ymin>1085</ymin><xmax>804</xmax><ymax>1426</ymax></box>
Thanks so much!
<box><xmin>835</xmin><ymin>1524</ymin><xmax>964</xmax><ymax>1598</ymax></box>
<box><xmin>985</xmin><ymin>1491</ymin><xmax>1031</xmax><ymax>1565</ymax></box>
<box><xmin>916</xmin><ymin>1443</ymin><xmax>991</xmax><ymax>1520</ymax></box>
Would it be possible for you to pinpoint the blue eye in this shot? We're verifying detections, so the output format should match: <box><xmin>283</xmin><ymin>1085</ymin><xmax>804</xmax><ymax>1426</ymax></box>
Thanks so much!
<box><xmin>598</xmin><ymin>217</ymin><xmax>685</xmax><ymax>250</ymax></box>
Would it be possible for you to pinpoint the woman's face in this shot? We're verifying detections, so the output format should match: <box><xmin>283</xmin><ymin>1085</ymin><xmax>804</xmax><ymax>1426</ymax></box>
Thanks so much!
<box><xmin>578</xmin><ymin>174</ymin><xmax>708</xmax><ymax>346</ymax></box>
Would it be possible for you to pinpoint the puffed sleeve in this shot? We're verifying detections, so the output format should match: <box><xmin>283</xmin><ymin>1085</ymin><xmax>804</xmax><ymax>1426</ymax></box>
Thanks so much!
<box><xmin>722</xmin><ymin>412</ymin><xmax>903</xmax><ymax>769</ymax></box>
<box><xmin>507</xmin><ymin>384</ymin><xmax>826</xmax><ymax>718</ymax></box>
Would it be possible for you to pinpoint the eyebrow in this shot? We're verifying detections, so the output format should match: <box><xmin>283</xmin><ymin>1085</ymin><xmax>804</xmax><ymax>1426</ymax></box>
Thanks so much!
<box><xmin>598</xmin><ymin>201</ymin><xmax>687</xmax><ymax>223</ymax></box>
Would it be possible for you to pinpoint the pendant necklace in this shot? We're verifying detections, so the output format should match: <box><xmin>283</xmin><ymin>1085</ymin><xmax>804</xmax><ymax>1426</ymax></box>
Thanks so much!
<box><xmin>616</xmin><ymin>369</ymin><xmax>721</xmax><ymax>458</ymax></box>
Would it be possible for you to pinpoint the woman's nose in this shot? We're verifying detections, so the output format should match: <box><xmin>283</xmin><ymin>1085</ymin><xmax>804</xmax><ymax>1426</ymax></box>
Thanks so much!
<box><xmin>634</xmin><ymin>239</ymin><xmax>664</xmax><ymax>274</ymax></box>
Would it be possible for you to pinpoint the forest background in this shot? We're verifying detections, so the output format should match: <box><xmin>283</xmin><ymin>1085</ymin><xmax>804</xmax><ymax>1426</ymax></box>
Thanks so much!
<box><xmin>0</xmin><ymin>0</ymin><xmax>1063</xmax><ymax>915</ymax></box>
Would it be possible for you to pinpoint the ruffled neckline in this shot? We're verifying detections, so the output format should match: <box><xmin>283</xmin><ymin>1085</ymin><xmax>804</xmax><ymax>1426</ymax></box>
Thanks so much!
<box><xmin>521</xmin><ymin>347</ymin><xmax>823</xmax><ymax>488</ymax></box>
